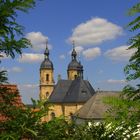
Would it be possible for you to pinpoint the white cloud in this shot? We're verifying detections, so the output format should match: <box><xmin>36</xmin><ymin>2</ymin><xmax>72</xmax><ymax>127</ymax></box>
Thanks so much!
<box><xmin>59</xmin><ymin>54</ymin><xmax>65</xmax><ymax>59</ymax></box>
<box><xmin>82</xmin><ymin>47</ymin><xmax>101</xmax><ymax>60</ymax></box>
<box><xmin>69</xmin><ymin>46</ymin><xmax>84</xmax><ymax>56</ymax></box>
<box><xmin>19</xmin><ymin>84</ymin><xmax>39</xmax><ymax>89</ymax></box>
<box><xmin>68</xmin><ymin>17</ymin><xmax>123</xmax><ymax>46</ymax></box>
<box><xmin>0</xmin><ymin>66</ymin><xmax>22</xmax><ymax>73</ymax></box>
<box><xmin>106</xmin><ymin>79</ymin><xmax>126</xmax><ymax>84</ymax></box>
<box><xmin>26</xmin><ymin>32</ymin><xmax>52</xmax><ymax>52</ymax></box>
<box><xmin>75</xmin><ymin>46</ymin><xmax>84</xmax><ymax>54</ymax></box>
<box><xmin>104</xmin><ymin>45</ymin><xmax>136</xmax><ymax>61</ymax></box>
<box><xmin>18</xmin><ymin>53</ymin><xmax>44</xmax><ymax>63</ymax></box>
<box><xmin>10</xmin><ymin>67</ymin><xmax>22</xmax><ymax>73</ymax></box>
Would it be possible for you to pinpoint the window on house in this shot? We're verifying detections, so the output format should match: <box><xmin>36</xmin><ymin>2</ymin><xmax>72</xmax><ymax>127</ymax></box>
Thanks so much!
<box><xmin>51</xmin><ymin>112</ymin><xmax>55</xmax><ymax>119</ymax></box>
<box><xmin>46</xmin><ymin>74</ymin><xmax>49</xmax><ymax>81</ymax></box>
<box><xmin>82</xmin><ymin>90</ymin><xmax>87</xmax><ymax>96</ymax></box>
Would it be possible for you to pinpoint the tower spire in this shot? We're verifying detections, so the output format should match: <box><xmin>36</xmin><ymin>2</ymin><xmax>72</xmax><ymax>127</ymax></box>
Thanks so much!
<box><xmin>40</xmin><ymin>40</ymin><xmax>54</xmax><ymax>101</ymax></box>
<box><xmin>67</xmin><ymin>40</ymin><xmax>84</xmax><ymax>80</ymax></box>
<box><xmin>44</xmin><ymin>39</ymin><xmax>49</xmax><ymax>59</ymax></box>
<box><xmin>71</xmin><ymin>40</ymin><xmax>77</xmax><ymax>60</ymax></box>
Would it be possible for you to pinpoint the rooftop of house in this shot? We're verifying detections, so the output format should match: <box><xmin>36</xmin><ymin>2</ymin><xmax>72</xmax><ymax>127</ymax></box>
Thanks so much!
<box><xmin>49</xmin><ymin>77</ymin><xmax>95</xmax><ymax>103</ymax></box>
<box><xmin>0</xmin><ymin>84</ymin><xmax>23</xmax><ymax>105</ymax></box>
<box><xmin>74</xmin><ymin>91</ymin><xmax>120</xmax><ymax>120</ymax></box>
<box><xmin>0</xmin><ymin>84</ymin><xmax>23</xmax><ymax>122</ymax></box>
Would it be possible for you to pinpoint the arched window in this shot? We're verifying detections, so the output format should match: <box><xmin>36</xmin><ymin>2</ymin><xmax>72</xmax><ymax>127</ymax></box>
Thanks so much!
<box><xmin>74</xmin><ymin>75</ymin><xmax>77</xmax><ymax>79</ymax></box>
<box><xmin>46</xmin><ymin>74</ymin><xmax>49</xmax><ymax>81</ymax></box>
<box><xmin>46</xmin><ymin>92</ymin><xmax>49</xmax><ymax>97</ymax></box>
<box><xmin>51</xmin><ymin>112</ymin><xmax>55</xmax><ymax>119</ymax></box>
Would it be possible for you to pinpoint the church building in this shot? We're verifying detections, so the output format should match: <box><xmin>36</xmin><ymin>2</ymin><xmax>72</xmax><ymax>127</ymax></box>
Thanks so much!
<box><xmin>39</xmin><ymin>42</ymin><xmax>95</xmax><ymax>121</ymax></box>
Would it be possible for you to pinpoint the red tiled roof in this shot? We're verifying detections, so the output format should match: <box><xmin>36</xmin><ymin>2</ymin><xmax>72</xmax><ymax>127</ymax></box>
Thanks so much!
<box><xmin>0</xmin><ymin>84</ymin><xmax>23</xmax><ymax>121</ymax></box>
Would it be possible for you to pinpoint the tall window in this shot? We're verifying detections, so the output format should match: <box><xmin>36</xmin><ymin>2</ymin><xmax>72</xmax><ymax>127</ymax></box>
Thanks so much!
<box><xmin>46</xmin><ymin>74</ymin><xmax>49</xmax><ymax>81</ymax></box>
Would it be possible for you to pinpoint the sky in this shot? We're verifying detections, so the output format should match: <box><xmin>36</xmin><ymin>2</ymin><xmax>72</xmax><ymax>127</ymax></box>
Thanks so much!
<box><xmin>1</xmin><ymin>0</ymin><xmax>139</xmax><ymax>104</ymax></box>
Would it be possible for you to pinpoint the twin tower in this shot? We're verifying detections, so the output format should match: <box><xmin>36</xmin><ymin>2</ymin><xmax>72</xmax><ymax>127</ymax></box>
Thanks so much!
<box><xmin>39</xmin><ymin>42</ymin><xmax>84</xmax><ymax>100</ymax></box>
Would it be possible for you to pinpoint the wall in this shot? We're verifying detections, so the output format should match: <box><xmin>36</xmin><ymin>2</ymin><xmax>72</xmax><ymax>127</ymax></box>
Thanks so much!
<box><xmin>40</xmin><ymin>69</ymin><xmax>54</xmax><ymax>100</ymax></box>
<box><xmin>68</xmin><ymin>70</ymin><xmax>78</xmax><ymax>80</ymax></box>
<box><xmin>44</xmin><ymin>103</ymin><xmax>84</xmax><ymax>121</ymax></box>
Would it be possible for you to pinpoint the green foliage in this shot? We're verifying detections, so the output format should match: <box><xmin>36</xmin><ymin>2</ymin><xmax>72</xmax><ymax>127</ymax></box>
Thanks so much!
<box><xmin>0</xmin><ymin>86</ymin><xmax>49</xmax><ymax>139</ymax></box>
<box><xmin>124</xmin><ymin>2</ymin><xmax>140</xmax><ymax>81</ymax></box>
<box><xmin>0</xmin><ymin>2</ymin><xmax>45</xmax><ymax>134</ymax></box>
<box><xmin>123</xmin><ymin>2</ymin><xmax>140</xmax><ymax>127</ymax></box>
<box><xmin>103</xmin><ymin>93</ymin><xmax>140</xmax><ymax>139</ymax></box>
<box><xmin>128</xmin><ymin>3</ymin><xmax>140</xmax><ymax>16</ymax></box>
<box><xmin>36</xmin><ymin>119</ymin><xmax>139</xmax><ymax>140</ymax></box>
<box><xmin>123</xmin><ymin>85</ymin><xmax>140</xmax><ymax>101</ymax></box>
<box><xmin>87</xmin><ymin>122</ymin><xmax>138</xmax><ymax>140</ymax></box>
<box><xmin>0</xmin><ymin>70</ymin><xmax>8</xmax><ymax>84</ymax></box>
<box><xmin>0</xmin><ymin>0</ymin><xmax>40</xmax><ymax>58</ymax></box>
<box><xmin>68</xmin><ymin>122</ymin><xmax>111</xmax><ymax>140</ymax></box>
<box><xmin>37</xmin><ymin>117</ymin><xmax>69</xmax><ymax>140</ymax></box>
<box><xmin>104</xmin><ymin>95</ymin><xmax>140</xmax><ymax>126</ymax></box>
<box><xmin>0</xmin><ymin>0</ymin><xmax>42</xmax><ymax>88</ymax></box>
<box><xmin>104</xmin><ymin>3</ymin><xmax>140</xmax><ymax>138</ymax></box>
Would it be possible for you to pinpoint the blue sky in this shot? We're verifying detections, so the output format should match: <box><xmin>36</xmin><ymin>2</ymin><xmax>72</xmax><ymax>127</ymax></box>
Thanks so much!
<box><xmin>1</xmin><ymin>0</ymin><xmax>139</xmax><ymax>104</ymax></box>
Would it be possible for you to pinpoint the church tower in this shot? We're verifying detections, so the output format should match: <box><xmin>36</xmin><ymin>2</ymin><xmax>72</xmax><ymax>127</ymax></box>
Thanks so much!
<box><xmin>40</xmin><ymin>41</ymin><xmax>54</xmax><ymax>100</ymax></box>
<box><xmin>67</xmin><ymin>41</ymin><xmax>84</xmax><ymax>80</ymax></box>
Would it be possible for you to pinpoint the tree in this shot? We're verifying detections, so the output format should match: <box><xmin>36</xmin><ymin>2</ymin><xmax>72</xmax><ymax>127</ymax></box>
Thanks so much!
<box><xmin>123</xmin><ymin>2</ymin><xmax>140</xmax><ymax>119</ymax></box>
<box><xmin>0</xmin><ymin>1</ymin><xmax>46</xmax><ymax>139</ymax></box>
<box><xmin>124</xmin><ymin>3</ymin><xmax>140</xmax><ymax>82</ymax></box>
<box><xmin>104</xmin><ymin>2</ymin><xmax>140</xmax><ymax>138</ymax></box>
<box><xmin>123</xmin><ymin>3</ymin><xmax>140</xmax><ymax>107</ymax></box>
<box><xmin>0</xmin><ymin>90</ymin><xmax>49</xmax><ymax>139</ymax></box>
<box><xmin>0</xmin><ymin>0</ymin><xmax>42</xmax><ymax>84</ymax></box>
<box><xmin>0</xmin><ymin>0</ymin><xmax>37</xmax><ymax>59</ymax></box>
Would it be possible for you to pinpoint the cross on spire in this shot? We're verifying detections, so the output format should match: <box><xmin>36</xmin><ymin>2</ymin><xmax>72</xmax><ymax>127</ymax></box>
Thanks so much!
<box><xmin>44</xmin><ymin>39</ymin><xmax>49</xmax><ymax>59</ymax></box>
<box><xmin>72</xmin><ymin>40</ymin><xmax>75</xmax><ymax>49</ymax></box>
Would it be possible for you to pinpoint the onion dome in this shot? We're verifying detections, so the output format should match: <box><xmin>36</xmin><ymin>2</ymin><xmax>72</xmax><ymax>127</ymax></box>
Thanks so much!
<box><xmin>68</xmin><ymin>60</ymin><xmax>81</xmax><ymax>70</ymax></box>
<box><xmin>68</xmin><ymin>41</ymin><xmax>83</xmax><ymax>71</ymax></box>
<box><xmin>78</xmin><ymin>61</ymin><xmax>83</xmax><ymax>71</ymax></box>
<box><xmin>40</xmin><ymin>59</ymin><xmax>53</xmax><ymax>69</ymax></box>
<box><xmin>40</xmin><ymin>41</ymin><xmax>53</xmax><ymax>70</ymax></box>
